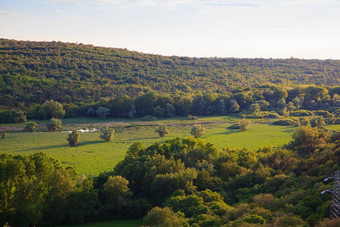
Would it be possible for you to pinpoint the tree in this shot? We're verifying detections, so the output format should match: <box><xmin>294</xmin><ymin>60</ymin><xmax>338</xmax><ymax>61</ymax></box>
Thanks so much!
<box><xmin>43</xmin><ymin>100</ymin><xmax>65</xmax><ymax>119</ymax></box>
<box><xmin>143</xmin><ymin>207</ymin><xmax>184</xmax><ymax>227</ymax></box>
<box><xmin>67</xmin><ymin>130</ymin><xmax>79</xmax><ymax>147</ymax></box>
<box><xmin>155</xmin><ymin>125</ymin><xmax>170</xmax><ymax>137</ymax></box>
<box><xmin>249</xmin><ymin>103</ymin><xmax>261</xmax><ymax>115</ymax></box>
<box><xmin>229</xmin><ymin>99</ymin><xmax>240</xmax><ymax>113</ymax></box>
<box><xmin>277</xmin><ymin>98</ymin><xmax>286</xmax><ymax>108</ymax></box>
<box><xmin>100</xmin><ymin>127</ymin><xmax>114</xmax><ymax>142</ymax></box>
<box><xmin>103</xmin><ymin>175</ymin><xmax>132</xmax><ymax>211</ymax></box>
<box><xmin>47</xmin><ymin>118</ymin><xmax>62</xmax><ymax>131</ymax></box>
<box><xmin>1</xmin><ymin>131</ymin><xmax>5</xmax><ymax>139</ymax></box>
<box><xmin>96</xmin><ymin>107</ymin><xmax>110</xmax><ymax>119</ymax></box>
<box><xmin>23</xmin><ymin>121</ymin><xmax>37</xmax><ymax>132</ymax></box>
<box><xmin>239</xmin><ymin>119</ymin><xmax>250</xmax><ymax>131</ymax></box>
<box><xmin>310</xmin><ymin>116</ymin><xmax>325</xmax><ymax>127</ymax></box>
<box><xmin>191</xmin><ymin>125</ymin><xmax>205</xmax><ymax>138</ymax></box>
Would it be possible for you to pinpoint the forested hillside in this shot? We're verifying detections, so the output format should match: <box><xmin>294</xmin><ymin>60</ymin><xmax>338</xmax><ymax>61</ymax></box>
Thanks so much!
<box><xmin>1</xmin><ymin>39</ymin><xmax>339</xmax><ymax>108</ymax></box>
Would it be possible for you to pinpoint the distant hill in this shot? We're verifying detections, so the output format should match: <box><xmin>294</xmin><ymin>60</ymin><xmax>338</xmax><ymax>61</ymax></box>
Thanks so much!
<box><xmin>0</xmin><ymin>39</ymin><xmax>339</xmax><ymax>107</ymax></box>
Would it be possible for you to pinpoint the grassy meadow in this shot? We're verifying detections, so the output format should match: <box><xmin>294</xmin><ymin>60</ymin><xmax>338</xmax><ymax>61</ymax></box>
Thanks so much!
<box><xmin>0</xmin><ymin>116</ymin><xmax>300</xmax><ymax>175</ymax></box>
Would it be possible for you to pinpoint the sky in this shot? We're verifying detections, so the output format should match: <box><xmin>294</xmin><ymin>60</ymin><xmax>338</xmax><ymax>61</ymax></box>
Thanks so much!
<box><xmin>1</xmin><ymin>0</ymin><xmax>340</xmax><ymax>59</ymax></box>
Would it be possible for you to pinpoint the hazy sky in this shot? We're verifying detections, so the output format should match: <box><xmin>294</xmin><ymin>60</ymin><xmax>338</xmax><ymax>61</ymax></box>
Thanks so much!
<box><xmin>1</xmin><ymin>0</ymin><xmax>340</xmax><ymax>59</ymax></box>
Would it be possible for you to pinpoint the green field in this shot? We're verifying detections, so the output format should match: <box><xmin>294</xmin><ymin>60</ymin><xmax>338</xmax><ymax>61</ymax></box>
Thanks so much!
<box><xmin>61</xmin><ymin>219</ymin><xmax>142</xmax><ymax>227</ymax></box>
<box><xmin>0</xmin><ymin>117</ymin><xmax>301</xmax><ymax>175</ymax></box>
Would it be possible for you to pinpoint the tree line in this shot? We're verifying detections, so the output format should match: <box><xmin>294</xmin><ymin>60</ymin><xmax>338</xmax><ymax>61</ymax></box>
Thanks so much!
<box><xmin>1</xmin><ymin>85</ymin><xmax>340</xmax><ymax>123</ymax></box>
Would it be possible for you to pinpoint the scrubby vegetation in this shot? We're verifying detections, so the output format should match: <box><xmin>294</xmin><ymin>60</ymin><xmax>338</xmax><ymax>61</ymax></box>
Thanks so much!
<box><xmin>1</xmin><ymin>127</ymin><xmax>340</xmax><ymax>226</ymax></box>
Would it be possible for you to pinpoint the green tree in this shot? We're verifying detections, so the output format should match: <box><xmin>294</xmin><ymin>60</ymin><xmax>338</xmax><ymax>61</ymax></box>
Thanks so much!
<box><xmin>100</xmin><ymin>127</ymin><xmax>114</xmax><ymax>142</ymax></box>
<box><xmin>155</xmin><ymin>125</ymin><xmax>170</xmax><ymax>137</ymax></box>
<box><xmin>229</xmin><ymin>99</ymin><xmax>240</xmax><ymax>113</ymax></box>
<box><xmin>310</xmin><ymin>116</ymin><xmax>325</xmax><ymax>127</ymax></box>
<box><xmin>191</xmin><ymin>125</ymin><xmax>205</xmax><ymax>138</ymax></box>
<box><xmin>249</xmin><ymin>103</ymin><xmax>261</xmax><ymax>115</ymax></box>
<box><xmin>239</xmin><ymin>119</ymin><xmax>250</xmax><ymax>131</ymax></box>
<box><xmin>67</xmin><ymin>130</ymin><xmax>79</xmax><ymax>147</ymax></box>
<box><xmin>143</xmin><ymin>207</ymin><xmax>184</xmax><ymax>227</ymax></box>
<box><xmin>47</xmin><ymin>118</ymin><xmax>62</xmax><ymax>131</ymax></box>
<box><xmin>43</xmin><ymin>100</ymin><xmax>65</xmax><ymax>119</ymax></box>
<box><xmin>23</xmin><ymin>121</ymin><xmax>37</xmax><ymax>132</ymax></box>
<box><xmin>96</xmin><ymin>107</ymin><xmax>110</xmax><ymax>119</ymax></box>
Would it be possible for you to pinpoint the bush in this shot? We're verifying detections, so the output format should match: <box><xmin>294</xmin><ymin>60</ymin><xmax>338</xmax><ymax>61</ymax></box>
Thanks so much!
<box><xmin>313</xmin><ymin>110</ymin><xmax>331</xmax><ymax>117</ymax></box>
<box><xmin>96</xmin><ymin>107</ymin><xmax>110</xmax><ymax>119</ymax></box>
<box><xmin>310</xmin><ymin>116</ymin><xmax>325</xmax><ymax>127</ymax></box>
<box><xmin>290</xmin><ymin>110</ymin><xmax>314</xmax><ymax>116</ymax></box>
<box><xmin>141</xmin><ymin>115</ymin><xmax>158</xmax><ymax>121</ymax></box>
<box><xmin>239</xmin><ymin>119</ymin><xmax>250</xmax><ymax>131</ymax></box>
<box><xmin>23</xmin><ymin>121</ymin><xmax>37</xmax><ymax>132</ymax></box>
<box><xmin>263</xmin><ymin>112</ymin><xmax>280</xmax><ymax>119</ymax></box>
<box><xmin>155</xmin><ymin>125</ymin><xmax>170</xmax><ymax>137</ymax></box>
<box><xmin>143</xmin><ymin>207</ymin><xmax>184</xmax><ymax>227</ymax></box>
<box><xmin>43</xmin><ymin>100</ymin><xmax>65</xmax><ymax>119</ymax></box>
<box><xmin>47</xmin><ymin>118</ymin><xmax>62</xmax><ymax>131</ymax></box>
<box><xmin>272</xmin><ymin>119</ymin><xmax>296</xmax><ymax>126</ymax></box>
<box><xmin>67</xmin><ymin>130</ymin><xmax>79</xmax><ymax>147</ymax></box>
<box><xmin>191</xmin><ymin>125</ymin><xmax>205</xmax><ymax>138</ymax></box>
<box><xmin>187</xmin><ymin>115</ymin><xmax>198</xmax><ymax>120</ymax></box>
<box><xmin>100</xmin><ymin>127</ymin><xmax>115</xmax><ymax>142</ymax></box>
<box><xmin>299</xmin><ymin>118</ymin><xmax>309</xmax><ymax>126</ymax></box>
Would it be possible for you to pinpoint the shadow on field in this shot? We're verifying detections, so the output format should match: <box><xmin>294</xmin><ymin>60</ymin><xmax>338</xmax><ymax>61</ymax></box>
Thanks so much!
<box><xmin>78</xmin><ymin>140</ymin><xmax>104</xmax><ymax>146</ymax></box>
<box><xmin>20</xmin><ymin>144</ymin><xmax>68</xmax><ymax>152</ymax></box>
<box><xmin>216</xmin><ymin>130</ymin><xmax>240</xmax><ymax>135</ymax></box>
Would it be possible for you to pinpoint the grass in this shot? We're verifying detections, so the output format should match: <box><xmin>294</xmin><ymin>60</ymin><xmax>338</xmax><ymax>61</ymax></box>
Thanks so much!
<box><xmin>0</xmin><ymin>117</ymin><xmax>296</xmax><ymax>175</ymax></box>
<box><xmin>60</xmin><ymin>219</ymin><xmax>143</xmax><ymax>227</ymax></box>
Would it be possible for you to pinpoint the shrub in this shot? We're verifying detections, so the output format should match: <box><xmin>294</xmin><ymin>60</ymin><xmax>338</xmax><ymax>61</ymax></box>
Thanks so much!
<box><xmin>187</xmin><ymin>115</ymin><xmax>198</xmax><ymax>120</ymax></box>
<box><xmin>47</xmin><ymin>118</ymin><xmax>62</xmax><ymax>131</ymax></box>
<box><xmin>313</xmin><ymin>110</ymin><xmax>331</xmax><ymax>117</ymax></box>
<box><xmin>143</xmin><ymin>207</ymin><xmax>184</xmax><ymax>227</ymax></box>
<box><xmin>96</xmin><ymin>107</ymin><xmax>110</xmax><ymax>119</ymax></box>
<box><xmin>310</xmin><ymin>116</ymin><xmax>325</xmax><ymax>127</ymax></box>
<box><xmin>239</xmin><ymin>119</ymin><xmax>250</xmax><ymax>131</ymax></box>
<box><xmin>290</xmin><ymin>110</ymin><xmax>314</xmax><ymax>116</ymax></box>
<box><xmin>100</xmin><ymin>127</ymin><xmax>115</xmax><ymax>142</ymax></box>
<box><xmin>272</xmin><ymin>119</ymin><xmax>296</xmax><ymax>126</ymax></box>
<box><xmin>263</xmin><ymin>112</ymin><xmax>280</xmax><ymax>119</ymax></box>
<box><xmin>43</xmin><ymin>100</ymin><xmax>65</xmax><ymax>119</ymax></box>
<box><xmin>299</xmin><ymin>118</ymin><xmax>309</xmax><ymax>126</ymax></box>
<box><xmin>191</xmin><ymin>125</ymin><xmax>205</xmax><ymax>138</ymax></box>
<box><xmin>23</xmin><ymin>121</ymin><xmax>37</xmax><ymax>132</ymax></box>
<box><xmin>155</xmin><ymin>125</ymin><xmax>170</xmax><ymax>137</ymax></box>
<box><xmin>67</xmin><ymin>130</ymin><xmax>79</xmax><ymax>147</ymax></box>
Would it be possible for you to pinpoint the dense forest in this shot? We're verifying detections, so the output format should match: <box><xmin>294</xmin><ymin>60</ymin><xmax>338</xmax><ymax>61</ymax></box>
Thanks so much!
<box><xmin>1</xmin><ymin>39</ymin><xmax>340</xmax><ymax>109</ymax></box>
<box><xmin>1</xmin><ymin>127</ymin><xmax>340</xmax><ymax>226</ymax></box>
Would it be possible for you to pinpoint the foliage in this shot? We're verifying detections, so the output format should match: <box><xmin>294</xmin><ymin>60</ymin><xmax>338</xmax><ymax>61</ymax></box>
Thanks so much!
<box><xmin>239</xmin><ymin>119</ymin><xmax>250</xmax><ymax>131</ymax></box>
<box><xmin>43</xmin><ymin>100</ymin><xmax>65</xmax><ymax>119</ymax></box>
<box><xmin>99</xmin><ymin>127</ymin><xmax>115</xmax><ymax>142</ymax></box>
<box><xmin>47</xmin><ymin>118</ymin><xmax>62</xmax><ymax>131</ymax></box>
<box><xmin>190</xmin><ymin>125</ymin><xmax>205</xmax><ymax>138</ymax></box>
<box><xmin>96</xmin><ymin>107</ymin><xmax>110</xmax><ymax>119</ymax></box>
<box><xmin>155</xmin><ymin>125</ymin><xmax>170</xmax><ymax>137</ymax></box>
<box><xmin>67</xmin><ymin>130</ymin><xmax>80</xmax><ymax>147</ymax></box>
<box><xmin>310</xmin><ymin>116</ymin><xmax>325</xmax><ymax>127</ymax></box>
<box><xmin>23</xmin><ymin>121</ymin><xmax>37</xmax><ymax>132</ymax></box>
<box><xmin>143</xmin><ymin>207</ymin><xmax>184</xmax><ymax>227</ymax></box>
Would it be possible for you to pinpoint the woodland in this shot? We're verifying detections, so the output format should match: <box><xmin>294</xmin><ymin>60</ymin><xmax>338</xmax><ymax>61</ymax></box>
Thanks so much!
<box><xmin>1</xmin><ymin>39</ymin><xmax>340</xmax><ymax>226</ymax></box>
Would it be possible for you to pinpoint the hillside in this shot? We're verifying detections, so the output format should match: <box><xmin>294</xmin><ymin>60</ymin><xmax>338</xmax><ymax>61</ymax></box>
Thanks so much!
<box><xmin>0</xmin><ymin>39</ymin><xmax>340</xmax><ymax>108</ymax></box>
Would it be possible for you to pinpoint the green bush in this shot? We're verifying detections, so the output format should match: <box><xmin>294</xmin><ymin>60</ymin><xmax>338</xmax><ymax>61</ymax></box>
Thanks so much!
<box><xmin>24</xmin><ymin>121</ymin><xmax>37</xmax><ymax>132</ymax></box>
<box><xmin>47</xmin><ymin>118</ymin><xmax>62</xmax><ymax>131</ymax></box>
<box><xmin>191</xmin><ymin>125</ymin><xmax>205</xmax><ymax>138</ymax></box>
<box><xmin>67</xmin><ymin>130</ymin><xmax>79</xmax><ymax>147</ymax></box>
<box><xmin>310</xmin><ymin>116</ymin><xmax>325</xmax><ymax>127</ymax></box>
<box><xmin>155</xmin><ymin>125</ymin><xmax>170</xmax><ymax>137</ymax></box>
<box><xmin>263</xmin><ymin>112</ymin><xmax>281</xmax><ymax>119</ymax></box>
<box><xmin>141</xmin><ymin>115</ymin><xmax>158</xmax><ymax>121</ymax></box>
<box><xmin>100</xmin><ymin>127</ymin><xmax>115</xmax><ymax>142</ymax></box>
<box><xmin>272</xmin><ymin>119</ymin><xmax>296</xmax><ymax>126</ymax></box>
<box><xmin>239</xmin><ymin>119</ymin><xmax>250</xmax><ymax>131</ymax></box>
<box><xmin>290</xmin><ymin>110</ymin><xmax>314</xmax><ymax>116</ymax></box>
